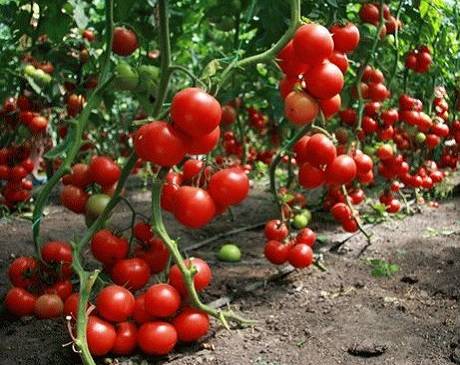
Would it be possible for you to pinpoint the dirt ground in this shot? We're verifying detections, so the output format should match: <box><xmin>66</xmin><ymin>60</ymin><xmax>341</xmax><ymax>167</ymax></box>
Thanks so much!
<box><xmin>0</xmin><ymin>184</ymin><xmax>459</xmax><ymax>365</ymax></box>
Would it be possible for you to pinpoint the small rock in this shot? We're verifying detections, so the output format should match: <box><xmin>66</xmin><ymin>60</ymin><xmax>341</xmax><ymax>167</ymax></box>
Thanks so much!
<box><xmin>347</xmin><ymin>341</ymin><xmax>387</xmax><ymax>358</ymax></box>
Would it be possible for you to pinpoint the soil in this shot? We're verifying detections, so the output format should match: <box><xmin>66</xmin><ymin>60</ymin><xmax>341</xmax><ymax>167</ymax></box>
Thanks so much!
<box><xmin>0</xmin><ymin>184</ymin><xmax>459</xmax><ymax>365</ymax></box>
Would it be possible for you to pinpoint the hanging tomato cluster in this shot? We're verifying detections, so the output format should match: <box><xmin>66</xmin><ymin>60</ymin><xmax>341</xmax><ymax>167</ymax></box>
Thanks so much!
<box><xmin>359</xmin><ymin>3</ymin><xmax>402</xmax><ymax>37</ymax></box>
<box><xmin>405</xmin><ymin>46</ymin><xmax>432</xmax><ymax>73</ymax></box>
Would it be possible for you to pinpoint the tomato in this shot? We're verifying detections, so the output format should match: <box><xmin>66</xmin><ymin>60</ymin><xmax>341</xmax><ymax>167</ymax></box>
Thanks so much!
<box><xmin>277</xmin><ymin>40</ymin><xmax>309</xmax><ymax>77</ymax></box>
<box><xmin>330</xmin><ymin>202</ymin><xmax>352</xmax><ymax>221</ymax></box>
<box><xmin>339</xmin><ymin>108</ymin><xmax>357</xmax><ymax>126</ymax></box>
<box><xmin>284</xmin><ymin>91</ymin><xmax>319</xmax><ymax>125</ymax></box>
<box><xmin>362</xmin><ymin>116</ymin><xmax>378</xmax><ymax>134</ymax></box>
<box><xmin>329</xmin><ymin>51</ymin><xmax>349</xmax><ymax>74</ymax></box>
<box><xmin>186</xmin><ymin>126</ymin><xmax>220</xmax><ymax>155</ymax></box>
<box><xmin>326</xmin><ymin>155</ymin><xmax>357</xmax><ymax>186</ymax></box>
<box><xmin>208</xmin><ymin>168</ymin><xmax>249</xmax><ymax>207</ymax></box>
<box><xmin>21</xmin><ymin>158</ymin><xmax>34</xmax><ymax>173</ymax></box>
<box><xmin>168</xmin><ymin>258</ymin><xmax>212</xmax><ymax>296</ymax></box>
<box><xmin>96</xmin><ymin>285</ymin><xmax>135</xmax><ymax>322</ymax></box>
<box><xmin>264</xmin><ymin>240</ymin><xmax>289</xmax><ymax>265</ymax></box>
<box><xmin>87</xmin><ymin>316</ymin><xmax>117</xmax><ymax>356</ymax></box>
<box><xmin>41</xmin><ymin>241</ymin><xmax>73</xmax><ymax>278</ymax></box>
<box><xmin>91</xmin><ymin>229</ymin><xmax>129</xmax><ymax>266</ymax></box>
<box><xmin>426</xmin><ymin>134</ymin><xmax>440</xmax><ymax>149</ymax></box>
<box><xmin>4</xmin><ymin>287</ymin><xmax>36</xmax><ymax>316</ymax></box>
<box><xmin>88</xmin><ymin>156</ymin><xmax>120</xmax><ymax>187</ymax></box>
<box><xmin>416</xmin><ymin>52</ymin><xmax>432</xmax><ymax>73</ymax></box>
<box><xmin>182</xmin><ymin>159</ymin><xmax>204</xmax><ymax>181</ymax></box>
<box><xmin>133</xmin><ymin>294</ymin><xmax>153</xmax><ymax>324</ymax></box>
<box><xmin>342</xmin><ymin>218</ymin><xmax>358</xmax><ymax>232</ymax></box>
<box><xmin>161</xmin><ymin>182</ymin><xmax>180</xmax><ymax>212</ymax></box>
<box><xmin>60</xmin><ymin>185</ymin><xmax>89</xmax><ymax>214</ymax></box>
<box><xmin>8</xmin><ymin>256</ymin><xmax>38</xmax><ymax>289</ymax></box>
<box><xmin>293</xmin><ymin>135</ymin><xmax>310</xmax><ymax>164</ymax></box>
<box><xmin>144</xmin><ymin>284</ymin><xmax>181</xmax><ymax>318</ymax></box>
<box><xmin>29</xmin><ymin>115</ymin><xmax>48</xmax><ymax>133</ymax></box>
<box><xmin>10</xmin><ymin>166</ymin><xmax>28</xmax><ymax>182</ymax></box>
<box><xmin>138</xmin><ymin>322</ymin><xmax>177</xmax><ymax>355</ymax></box>
<box><xmin>217</xmin><ymin>243</ymin><xmax>242</xmax><ymax>262</ymax></box>
<box><xmin>44</xmin><ymin>280</ymin><xmax>73</xmax><ymax>300</ymax></box>
<box><xmin>16</xmin><ymin>95</ymin><xmax>30</xmax><ymax>111</ymax></box>
<box><xmin>305</xmin><ymin>62</ymin><xmax>344</xmax><ymax>100</ymax></box>
<box><xmin>377</xmin><ymin>145</ymin><xmax>393</xmax><ymax>161</ymax></box>
<box><xmin>359</xmin><ymin>3</ymin><xmax>380</xmax><ymax>25</ymax></box>
<box><xmin>386</xmin><ymin>199</ymin><xmax>401</xmax><ymax>213</ymax></box>
<box><xmin>34</xmin><ymin>294</ymin><xmax>64</xmax><ymax>319</ymax></box>
<box><xmin>330</xmin><ymin>23</ymin><xmax>360</xmax><ymax>53</ymax></box>
<box><xmin>431</xmin><ymin>123</ymin><xmax>449</xmax><ymax>138</ymax></box>
<box><xmin>299</xmin><ymin>162</ymin><xmax>326</xmax><ymax>189</ymax></box>
<box><xmin>172</xmin><ymin>307</ymin><xmax>210</xmax><ymax>342</ymax></box>
<box><xmin>82</xmin><ymin>29</ymin><xmax>95</xmax><ymax>42</ymax></box>
<box><xmin>353</xmin><ymin>152</ymin><xmax>373</xmax><ymax>174</ymax></box>
<box><xmin>171</xmin><ymin>88</ymin><xmax>222</xmax><ymax>137</ymax></box>
<box><xmin>381</xmin><ymin>109</ymin><xmax>399</xmax><ymax>126</ymax></box>
<box><xmin>293</xmin><ymin>23</ymin><xmax>334</xmax><ymax>66</ymax></box>
<box><xmin>111</xmin><ymin>258</ymin><xmax>151</xmax><ymax>291</ymax></box>
<box><xmin>112</xmin><ymin>322</ymin><xmax>138</xmax><ymax>355</ymax></box>
<box><xmin>85</xmin><ymin>193</ymin><xmax>111</xmax><ymax>221</ymax></box>
<box><xmin>288</xmin><ymin>244</ymin><xmax>313</xmax><ymax>268</ymax></box>
<box><xmin>319</xmin><ymin>94</ymin><xmax>341</xmax><ymax>119</ymax></box>
<box><xmin>221</xmin><ymin>105</ymin><xmax>237</xmax><ymax>125</ymax></box>
<box><xmin>279</xmin><ymin>76</ymin><xmax>299</xmax><ymax>99</ymax></box>
<box><xmin>304</xmin><ymin>133</ymin><xmax>336</xmax><ymax>167</ymax></box>
<box><xmin>135</xmin><ymin>237</ymin><xmax>169</xmax><ymax>274</ymax></box>
<box><xmin>264</xmin><ymin>219</ymin><xmax>289</xmax><ymax>241</ymax></box>
<box><xmin>112</xmin><ymin>27</ymin><xmax>138</xmax><ymax>56</ymax></box>
<box><xmin>173</xmin><ymin>186</ymin><xmax>216</xmax><ymax>228</ymax></box>
<box><xmin>295</xmin><ymin>228</ymin><xmax>316</xmax><ymax>247</ymax></box>
<box><xmin>63</xmin><ymin>293</ymin><xmax>80</xmax><ymax>318</ymax></box>
<box><xmin>134</xmin><ymin>121</ymin><xmax>186</xmax><ymax>166</ymax></box>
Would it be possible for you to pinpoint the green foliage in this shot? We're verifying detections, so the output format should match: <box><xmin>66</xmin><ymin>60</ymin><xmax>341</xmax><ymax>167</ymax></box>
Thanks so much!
<box><xmin>367</xmin><ymin>258</ymin><xmax>399</xmax><ymax>278</ymax></box>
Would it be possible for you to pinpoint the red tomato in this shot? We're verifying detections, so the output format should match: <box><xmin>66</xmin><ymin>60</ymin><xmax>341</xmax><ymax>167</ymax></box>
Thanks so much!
<box><xmin>21</xmin><ymin>158</ymin><xmax>34</xmax><ymax>173</ymax></box>
<box><xmin>138</xmin><ymin>322</ymin><xmax>177</xmax><ymax>355</ymax></box>
<box><xmin>8</xmin><ymin>256</ymin><xmax>38</xmax><ymax>289</ymax></box>
<box><xmin>279</xmin><ymin>76</ymin><xmax>299</xmax><ymax>99</ymax></box>
<box><xmin>96</xmin><ymin>285</ymin><xmax>135</xmax><ymax>322</ymax></box>
<box><xmin>171</xmin><ymin>88</ymin><xmax>222</xmax><ymax>137</ymax></box>
<box><xmin>82</xmin><ymin>29</ymin><xmax>95</xmax><ymax>42</ymax></box>
<box><xmin>288</xmin><ymin>244</ymin><xmax>313</xmax><ymax>268</ymax></box>
<box><xmin>293</xmin><ymin>23</ymin><xmax>334</xmax><ymax>65</ymax></box>
<box><xmin>386</xmin><ymin>199</ymin><xmax>401</xmax><ymax>213</ymax></box>
<box><xmin>342</xmin><ymin>218</ymin><xmax>358</xmax><ymax>232</ymax></box>
<box><xmin>172</xmin><ymin>307</ymin><xmax>210</xmax><ymax>342</ymax></box>
<box><xmin>339</xmin><ymin>108</ymin><xmax>357</xmax><ymax>126</ymax></box>
<box><xmin>186</xmin><ymin>126</ymin><xmax>221</xmax><ymax>155</ymax></box>
<box><xmin>293</xmin><ymin>135</ymin><xmax>311</xmax><ymax>164</ymax></box>
<box><xmin>111</xmin><ymin>258</ymin><xmax>151</xmax><ymax>291</ymax></box>
<box><xmin>264</xmin><ymin>240</ymin><xmax>289</xmax><ymax>265</ymax></box>
<box><xmin>299</xmin><ymin>162</ymin><xmax>326</xmax><ymax>189</ymax></box>
<box><xmin>4</xmin><ymin>287</ymin><xmax>36</xmax><ymax>316</ymax></box>
<box><xmin>264</xmin><ymin>219</ymin><xmax>289</xmax><ymax>241</ymax></box>
<box><xmin>63</xmin><ymin>293</ymin><xmax>80</xmax><ymax>318</ymax></box>
<box><xmin>295</xmin><ymin>228</ymin><xmax>317</xmax><ymax>247</ymax></box>
<box><xmin>112</xmin><ymin>27</ymin><xmax>138</xmax><ymax>56</ymax></box>
<box><xmin>208</xmin><ymin>168</ymin><xmax>249</xmax><ymax>207</ymax></box>
<box><xmin>326</xmin><ymin>155</ymin><xmax>357</xmax><ymax>185</ymax></box>
<box><xmin>34</xmin><ymin>294</ymin><xmax>64</xmax><ymax>319</ymax></box>
<box><xmin>88</xmin><ymin>156</ymin><xmax>120</xmax><ymax>187</ymax></box>
<box><xmin>330</xmin><ymin>23</ymin><xmax>360</xmax><ymax>53</ymax></box>
<box><xmin>134</xmin><ymin>121</ymin><xmax>186</xmax><ymax>166</ymax></box>
<box><xmin>168</xmin><ymin>258</ymin><xmax>212</xmax><ymax>296</ymax></box>
<box><xmin>60</xmin><ymin>185</ymin><xmax>89</xmax><ymax>214</ymax></box>
<box><xmin>41</xmin><ymin>241</ymin><xmax>73</xmax><ymax>278</ymax></box>
<box><xmin>133</xmin><ymin>294</ymin><xmax>153</xmax><ymax>324</ymax></box>
<box><xmin>329</xmin><ymin>51</ymin><xmax>349</xmax><ymax>74</ymax></box>
<box><xmin>284</xmin><ymin>91</ymin><xmax>319</xmax><ymax>125</ymax></box>
<box><xmin>330</xmin><ymin>202</ymin><xmax>352</xmax><ymax>221</ymax></box>
<box><xmin>144</xmin><ymin>284</ymin><xmax>181</xmax><ymax>318</ymax></box>
<box><xmin>319</xmin><ymin>94</ymin><xmax>341</xmax><ymax>119</ymax></box>
<box><xmin>381</xmin><ymin>109</ymin><xmax>399</xmax><ymax>126</ymax></box>
<box><xmin>112</xmin><ymin>322</ymin><xmax>138</xmax><ymax>355</ymax></box>
<box><xmin>87</xmin><ymin>316</ymin><xmax>117</xmax><ymax>356</ymax></box>
<box><xmin>182</xmin><ymin>159</ymin><xmax>204</xmax><ymax>181</ymax></box>
<box><xmin>377</xmin><ymin>144</ymin><xmax>394</xmax><ymax>161</ymax></box>
<box><xmin>44</xmin><ymin>280</ymin><xmax>73</xmax><ymax>300</ymax></box>
<box><xmin>359</xmin><ymin>3</ymin><xmax>380</xmax><ymax>25</ymax></box>
<box><xmin>305</xmin><ymin>62</ymin><xmax>344</xmax><ymax>100</ymax></box>
<box><xmin>133</xmin><ymin>221</ymin><xmax>153</xmax><ymax>242</ymax></box>
<box><xmin>277</xmin><ymin>40</ymin><xmax>309</xmax><ymax>77</ymax></box>
<box><xmin>135</xmin><ymin>237</ymin><xmax>169</xmax><ymax>274</ymax></box>
<box><xmin>91</xmin><ymin>229</ymin><xmax>129</xmax><ymax>266</ymax></box>
<box><xmin>173</xmin><ymin>186</ymin><xmax>216</xmax><ymax>228</ymax></box>
<box><xmin>362</xmin><ymin>116</ymin><xmax>379</xmax><ymax>133</ymax></box>
<box><xmin>221</xmin><ymin>105</ymin><xmax>237</xmax><ymax>125</ymax></box>
<box><xmin>29</xmin><ymin>116</ymin><xmax>48</xmax><ymax>133</ymax></box>
<box><xmin>368</xmin><ymin>82</ymin><xmax>389</xmax><ymax>102</ymax></box>
<box><xmin>304</xmin><ymin>133</ymin><xmax>336</xmax><ymax>167</ymax></box>
<box><xmin>353</xmin><ymin>152</ymin><xmax>373</xmax><ymax>174</ymax></box>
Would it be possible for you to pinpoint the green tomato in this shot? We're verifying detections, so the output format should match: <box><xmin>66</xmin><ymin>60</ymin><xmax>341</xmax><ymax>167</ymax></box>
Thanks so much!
<box><xmin>217</xmin><ymin>244</ymin><xmax>242</xmax><ymax>262</ymax></box>
<box><xmin>113</xmin><ymin>62</ymin><xmax>139</xmax><ymax>91</ymax></box>
<box><xmin>135</xmin><ymin>65</ymin><xmax>160</xmax><ymax>93</ymax></box>
<box><xmin>293</xmin><ymin>214</ymin><xmax>308</xmax><ymax>229</ymax></box>
<box><xmin>85</xmin><ymin>193</ymin><xmax>111</xmax><ymax>221</ymax></box>
<box><xmin>363</xmin><ymin>145</ymin><xmax>375</xmax><ymax>156</ymax></box>
<box><xmin>301</xmin><ymin>209</ymin><xmax>312</xmax><ymax>223</ymax></box>
<box><xmin>34</xmin><ymin>69</ymin><xmax>52</xmax><ymax>84</ymax></box>
<box><xmin>24</xmin><ymin>64</ymin><xmax>36</xmax><ymax>77</ymax></box>
<box><xmin>416</xmin><ymin>132</ymin><xmax>426</xmax><ymax>143</ymax></box>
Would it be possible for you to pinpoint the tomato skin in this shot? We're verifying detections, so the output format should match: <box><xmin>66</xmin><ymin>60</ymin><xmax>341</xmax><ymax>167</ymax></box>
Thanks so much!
<box><xmin>293</xmin><ymin>23</ymin><xmax>334</xmax><ymax>66</ymax></box>
<box><xmin>87</xmin><ymin>315</ymin><xmax>117</xmax><ymax>356</ymax></box>
<box><xmin>293</xmin><ymin>135</ymin><xmax>311</xmax><ymax>164</ymax></box>
<box><xmin>208</xmin><ymin>168</ymin><xmax>249</xmax><ymax>207</ymax></box>
<box><xmin>44</xmin><ymin>280</ymin><xmax>73</xmax><ymax>300</ymax></box>
<box><xmin>173</xmin><ymin>186</ymin><xmax>216</xmax><ymax>229</ymax></box>
<box><xmin>295</xmin><ymin>228</ymin><xmax>316</xmax><ymax>247</ymax></box>
<box><xmin>329</xmin><ymin>51</ymin><xmax>349</xmax><ymax>74</ymax></box>
<box><xmin>221</xmin><ymin>105</ymin><xmax>237</xmax><ymax>125</ymax></box>
<box><xmin>279</xmin><ymin>76</ymin><xmax>299</xmax><ymax>99</ymax></box>
<box><xmin>135</xmin><ymin>237</ymin><xmax>169</xmax><ymax>274</ymax></box>
<box><xmin>144</xmin><ymin>284</ymin><xmax>181</xmax><ymax>318</ymax></box>
<box><xmin>138</xmin><ymin>322</ymin><xmax>178</xmax><ymax>355</ymax></box>
<box><xmin>264</xmin><ymin>240</ymin><xmax>289</xmax><ymax>265</ymax></box>
<box><xmin>8</xmin><ymin>256</ymin><xmax>38</xmax><ymax>289</ymax></box>
<box><xmin>359</xmin><ymin>3</ymin><xmax>380</xmax><ymax>25</ymax></box>
<box><xmin>284</xmin><ymin>91</ymin><xmax>319</xmax><ymax>125</ymax></box>
<box><xmin>134</xmin><ymin>121</ymin><xmax>186</xmax><ymax>167</ymax></box>
<box><xmin>353</xmin><ymin>152</ymin><xmax>373</xmax><ymax>174</ymax></box>
<box><xmin>63</xmin><ymin>293</ymin><xmax>80</xmax><ymax>318</ymax></box>
<box><xmin>186</xmin><ymin>126</ymin><xmax>220</xmax><ymax>155</ymax></box>
<box><xmin>34</xmin><ymin>294</ymin><xmax>64</xmax><ymax>319</ymax></box>
<box><xmin>96</xmin><ymin>285</ymin><xmax>135</xmax><ymax>322</ymax></box>
<box><xmin>4</xmin><ymin>287</ymin><xmax>37</xmax><ymax>317</ymax></box>
<box><xmin>319</xmin><ymin>94</ymin><xmax>341</xmax><ymax>119</ymax></box>
<box><xmin>304</xmin><ymin>133</ymin><xmax>337</xmax><ymax>168</ymax></box>
<box><xmin>29</xmin><ymin>116</ymin><xmax>48</xmax><ymax>133</ymax></box>
<box><xmin>172</xmin><ymin>307</ymin><xmax>210</xmax><ymax>342</ymax></box>
<box><xmin>112</xmin><ymin>27</ymin><xmax>138</xmax><ymax>56</ymax></box>
<box><xmin>171</xmin><ymin>88</ymin><xmax>222</xmax><ymax>137</ymax></box>
<box><xmin>169</xmin><ymin>258</ymin><xmax>212</xmax><ymax>296</ymax></box>
<box><xmin>60</xmin><ymin>185</ymin><xmax>89</xmax><ymax>214</ymax></box>
<box><xmin>305</xmin><ymin>61</ymin><xmax>344</xmax><ymax>100</ymax></box>
<box><xmin>288</xmin><ymin>244</ymin><xmax>313</xmax><ymax>268</ymax></box>
<box><xmin>299</xmin><ymin>162</ymin><xmax>326</xmax><ymax>189</ymax></box>
<box><xmin>182</xmin><ymin>159</ymin><xmax>204</xmax><ymax>181</ymax></box>
<box><xmin>112</xmin><ymin>322</ymin><xmax>138</xmax><ymax>355</ymax></box>
<box><xmin>133</xmin><ymin>222</ymin><xmax>153</xmax><ymax>242</ymax></box>
<box><xmin>111</xmin><ymin>258</ymin><xmax>151</xmax><ymax>291</ymax></box>
<box><xmin>277</xmin><ymin>40</ymin><xmax>309</xmax><ymax>77</ymax></box>
<box><xmin>342</xmin><ymin>218</ymin><xmax>358</xmax><ymax>232</ymax></box>
<box><xmin>91</xmin><ymin>229</ymin><xmax>129</xmax><ymax>266</ymax></box>
<box><xmin>133</xmin><ymin>294</ymin><xmax>153</xmax><ymax>324</ymax></box>
<box><xmin>264</xmin><ymin>219</ymin><xmax>289</xmax><ymax>241</ymax></box>
<box><xmin>330</xmin><ymin>23</ymin><xmax>360</xmax><ymax>53</ymax></box>
<box><xmin>326</xmin><ymin>155</ymin><xmax>357</xmax><ymax>185</ymax></box>
<box><xmin>41</xmin><ymin>241</ymin><xmax>73</xmax><ymax>278</ymax></box>
<box><xmin>330</xmin><ymin>202</ymin><xmax>352</xmax><ymax>221</ymax></box>
<box><xmin>88</xmin><ymin>156</ymin><xmax>120</xmax><ymax>187</ymax></box>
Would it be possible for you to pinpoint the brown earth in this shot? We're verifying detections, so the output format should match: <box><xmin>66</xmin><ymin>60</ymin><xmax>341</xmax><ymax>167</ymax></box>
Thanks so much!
<box><xmin>0</xmin><ymin>186</ymin><xmax>459</xmax><ymax>365</ymax></box>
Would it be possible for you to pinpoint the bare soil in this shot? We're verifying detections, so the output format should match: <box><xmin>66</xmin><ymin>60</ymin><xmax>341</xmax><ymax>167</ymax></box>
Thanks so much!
<box><xmin>0</xmin><ymin>185</ymin><xmax>459</xmax><ymax>365</ymax></box>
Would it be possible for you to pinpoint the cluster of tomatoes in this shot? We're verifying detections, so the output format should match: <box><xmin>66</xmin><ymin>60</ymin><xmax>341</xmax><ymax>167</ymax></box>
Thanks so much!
<box><xmin>359</xmin><ymin>3</ymin><xmax>402</xmax><ymax>37</ymax></box>
<box><xmin>405</xmin><ymin>46</ymin><xmax>432</xmax><ymax>74</ymax></box>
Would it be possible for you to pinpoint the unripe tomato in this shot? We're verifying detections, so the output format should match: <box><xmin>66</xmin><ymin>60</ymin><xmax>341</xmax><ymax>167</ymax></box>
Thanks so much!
<box><xmin>34</xmin><ymin>294</ymin><xmax>64</xmax><ymax>319</ymax></box>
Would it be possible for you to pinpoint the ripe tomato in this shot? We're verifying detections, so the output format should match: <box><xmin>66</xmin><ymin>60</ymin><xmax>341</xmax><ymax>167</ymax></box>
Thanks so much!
<box><xmin>221</xmin><ymin>105</ymin><xmax>237</xmax><ymax>125</ymax></box>
<box><xmin>44</xmin><ymin>280</ymin><xmax>73</xmax><ymax>300</ymax></box>
<box><xmin>4</xmin><ymin>287</ymin><xmax>36</xmax><ymax>316</ymax></box>
<box><xmin>264</xmin><ymin>240</ymin><xmax>289</xmax><ymax>265</ymax></box>
<box><xmin>295</xmin><ymin>228</ymin><xmax>316</xmax><ymax>247</ymax></box>
<box><xmin>293</xmin><ymin>23</ymin><xmax>334</xmax><ymax>65</ymax></box>
<box><xmin>135</xmin><ymin>237</ymin><xmax>169</xmax><ymax>274</ymax></box>
<box><xmin>111</xmin><ymin>258</ymin><xmax>151</xmax><ymax>291</ymax></box>
<box><xmin>362</xmin><ymin>116</ymin><xmax>379</xmax><ymax>133</ymax></box>
<box><xmin>96</xmin><ymin>285</ymin><xmax>135</xmax><ymax>322</ymax></box>
<box><xmin>288</xmin><ymin>244</ymin><xmax>313</xmax><ymax>268</ymax></box>
<box><xmin>133</xmin><ymin>294</ymin><xmax>153</xmax><ymax>324</ymax></box>
<box><xmin>144</xmin><ymin>284</ymin><xmax>181</xmax><ymax>318</ymax></box>
<box><xmin>63</xmin><ymin>293</ymin><xmax>80</xmax><ymax>318</ymax></box>
<box><xmin>329</xmin><ymin>51</ymin><xmax>349</xmax><ymax>74</ymax></box>
<box><xmin>277</xmin><ymin>40</ymin><xmax>309</xmax><ymax>77</ymax></box>
<box><xmin>359</xmin><ymin>3</ymin><xmax>380</xmax><ymax>25</ymax></box>
<box><xmin>169</xmin><ymin>258</ymin><xmax>211</xmax><ymax>296</ymax></box>
<box><xmin>299</xmin><ymin>162</ymin><xmax>326</xmax><ymax>189</ymax></box>
<box><xmin>182</xmin><ymin>159</ymin><xmax>204</xmax><ymax>181</ymax></box>
<box><xmin>41</xmin><ymin>241</ymin><xmax>73</xmax><ymax>278</ymax></box>
<box><xmin>208</xmin><ymin>168</ymin><xmax>249</xmax><ymax>207</ymax></box>
<box><xmin>112</xmin><ymin>322</ymin><xmax>138</xmax><ymax>355</ymax></box>
<box><xmin>29</xmin><ymin>116</ymin><xmax>48</xmax><ymax>133</ymax></box>
<box><xmin>381</xmin><ymin>109</ymin><xmax>399</xmax><ymax>126</ymax></box>
<box><xmin>186</xmin><ymin>126</ymin><xmax>220</xmax><ymax>155</ymax></box>
<box><xmin>305</xmin><ymin>61</ymin><xmax>344</xmax><ymax>100</ymax></box>
<box><xmin>173</xmin><ymin>186</ymin><xmax>216</xmax><ymax>228</ymax></box>
<box><xmin>353</xmin><ymin>152</ymin><xmax>373</xmax><ymax>174</ymax></box>
<box><xmin>304</xmin><ymin>133</ymin><xmax>336</xmax><ymax>167</ymax></box>
<box><xmin>264</xmin><ymin>219</ymin><xmax>289</xmax><ymax>241</ymax></box>
<box><xmin>339</xmin><ymin>108</ymin><xmax>357</xmax><ymax>126</ymax></box>
<box><xmin>134</xmin><ymin>121</ymin><xmax>186</xmax><ymax>166</ymax></box>
<box><xmin>342</xmin><ymin>218</ymin><xmax>358</xmax><ymax>232</ymax></box>
<box><xmin>377</xmin><ymin>144</ymin><xmax>394</xmax><ymax>161</ymax></box>
<box><xmin>368</xmin><ymin>82</ymin><xmax>389</xmax><ymax>101</ymax></box>
<box><xmin>330</xmin><ymin>202</ymin><xmax>352</xmax><ymax>221</ymax></box>
<box><xmin>279</xmin><ymin>76</ymin><xmax>299</xmax><ymax>99</ymax></box>
<box><xmin>133</xmin><ymin>221</ymin><xmax>153</xmax><ymax>242</ymax></box>
<box><xmin>91</xmin><ymin>229</ymin><xmax>129</xmax><ymax>266</ymax></box>
<box><xmin>330</xmin><ymin>23</ymin><xmax>360</xmax><ymax>53</ymax></box>
<box><xmin>87</xmin><ymin>315</ymin><xmax>117</xmax><ymax>356</ymax></box>
<box><xmin>8</xmin><ymin>256</ymin><xmax>38</xmax><ymax>289</ymax></box>
<box><xmin>319</xmin><ymin>94</ymin><xmax>341</xmax><ymax>119</ymax></box>
<box><xmin>293</xmin><ymin>135</ymin><xmax>310</xmax><ymax>164</ymax></box>
<box><xmin>68</xmin><ymin>163</ymin><xmax>92</xmax><ymax>188</ymax></box>
<box><xmin>112</xmin><ymin>27</ymin><xmax>138</xmax><ymax>56</ymax></box>
<box><xmin>386</xmin><ymin>199</ymin><xmax>401</xmax><ymax>213</ymax></box>
<box><xmin>284</xmin><ymin>91</ymin><xmax>319</xmax><ymax>125</ymax></box>
<box><xmin>21</xmin><ymin>158</ymin><xmax>34</xmax><ymax>173</ymax></box>
<box><xmin>82</xmin><ymin>29</ymin><xmax>95</xmax><ymax>42</ymax></box>
<box><xmin>34</xmin><ymin>294</ymin><xmax>64</xmax><ymax>319</ymax></box>
<box><xmin>326</xmin><ymin>155</ymin><xmax>357</xmax><ymax>186</ymax></box>
<box><xmin>172</xmin><ymin>307</ymin><xmax>210</xmax><ymax>342</ymax></box>
<box><xmin>89</xmin><ymin>156</ymin><xmax>120</xmax><ymax>187</ymax></box>
<box><xmin>171</xmin><ymin>88</ymin><xmax>222</xmax><ymax>137</ymax></box>
<box><xmin>60</xmin><ymin>185</ymin><xmax>89</xmax><ymax>214</ymax></box>
<box><xmin>138</xmin><ymin>322</ymin><xmax>177</xmax><ymax>355</ymax></box>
